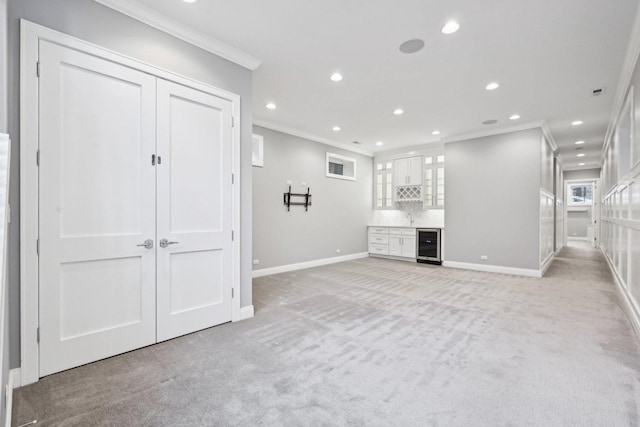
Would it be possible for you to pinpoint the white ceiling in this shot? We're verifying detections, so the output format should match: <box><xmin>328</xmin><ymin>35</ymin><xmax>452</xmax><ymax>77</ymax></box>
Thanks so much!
<box><xmin>125</xmin><ymin>0</ymin><xmax>637</xmax><ymax>170</ymax></box>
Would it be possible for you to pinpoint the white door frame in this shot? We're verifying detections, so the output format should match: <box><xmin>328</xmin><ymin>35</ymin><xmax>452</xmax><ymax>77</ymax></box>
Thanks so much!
<box><xmin>20</xmin><ymin>20</ymin><xmax>242</xmax><ymax>386</ymax></box>
<box><xmin>564</xmin><ymin>178</ymin><xmax>599</xmax><ymax>244</ymax></box>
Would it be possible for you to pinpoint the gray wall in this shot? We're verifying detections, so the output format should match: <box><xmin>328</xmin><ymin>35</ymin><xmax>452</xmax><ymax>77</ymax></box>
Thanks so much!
<box><xmin>1</xmin><ymin>1</ymin><xmax>8</xmax><ymax>425</ymax></box>
<box><xmin>252</xmin><ymin>126</ymin><xmax>372</xmax><ymax>270</ymax></box>
<box><xmin>564</xmin><ymin>168</ymin><xmax>601</xmax><ymax>181</ymax></box>
<box><xmin>445</xmin><ymin>128</ymin><xmax>542</xmax><ymax>270</ymax></box>
<box><xmin>540</xmin><ymin>134</ymin><xmax>554</xmax><ymax>193</ymax></box>
<box><xmin>567</xmin><ymin>209</ymin><xmax>591</xmax><ymax>238</ymax></box>
<box><xmin>7</xmin><ymin>0</ymin><xmax>253</xmax><ymax>369</ymax></box>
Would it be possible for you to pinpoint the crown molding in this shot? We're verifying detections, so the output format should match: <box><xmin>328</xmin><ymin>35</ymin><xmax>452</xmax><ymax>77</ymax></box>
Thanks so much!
<box><xmin>540</xmin><ymin>121</ymin><xmax>558</xmax><ymax>151</ymax></box>
<box><xmin>443</xmin><ymin>120</ymin><xmax>546</xmax><ymax>144</ymax></box>
<box><xmin>253</xmin><ymin>119</ymin><xmax>374</xmax><ymax>157</ymax></box>
<box><xmin>93</xmin><ymin>0</ymin><xmax>262</xmax><ymax>70</ymax></box>
<box><xmin>602</xmin><ymin>3</ymin><xmax>640</xmax><ymax>156</ymax></box>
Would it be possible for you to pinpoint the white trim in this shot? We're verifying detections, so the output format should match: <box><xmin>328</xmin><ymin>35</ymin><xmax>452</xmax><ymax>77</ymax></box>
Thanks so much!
<box><xmin>601</xmin><ymin>245</ymin><xmax>640</xmax><ymax>341</ymax></box>
<box><xmin>20</xmin><ymin>20</ymin><xmax>243</xmax><ymax>384</ymax></box>
<box><xmin>540</xmin><ymin>252</ymin><xmax>555</xmax><ymax>276</ymax></box>
<box><xmin>442</xmin><ymin>260</ymin><xmax>542</xmax><ymax>278</ymax></box>
<box><xmin>443</xmin><ymin>120</ymin><xmax>546</xmax><ymax>144</ymax></box>
<box><xmin>253</xmin><ymin>119</ymin><xmax>374</xmax><ymax>157</ymax></box>
<box><xmin>252</xmin><ymin>252</ymin><xmax>369</xmax><ymax>278</ymax></box>
<box><xmin>5</xmin><ymin>368</ymin><xmax>21</xmax><ymax>427</ymax></box>
<box><xmin>326</xmin><ymin>152</ymin><xmax>356</xmax><ymax>181</ymax></box>
<box><xmin>603</xmin><ymin>3</ymin><xmax>640</xmax><ymax>156</ymax></box>
<box><xmin>540</xmin><ymin>122</ymin><xmax>558</xmax><ymax>152</ymax></box>
<box><xmin>92</xmin><ymin>0</ymin><xmax>261</xmax><ymax>70</ymax></box>
<box><xmin>369</xmin><ymin>254</ymin><xmax>419</xmax><ymax>263</ymax></box>
<box><xmin>567</xmin><ymin>236</ymin><xmax>590</xmax><ymax>241</ymax></box>
<box><xmin>239</xmin><ymin>305</ymin><xmax>254</xmax><ymax>320</ymax></box>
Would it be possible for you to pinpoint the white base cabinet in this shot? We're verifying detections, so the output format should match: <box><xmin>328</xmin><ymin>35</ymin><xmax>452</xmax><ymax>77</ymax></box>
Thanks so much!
<box><xmin>368</xmin><ymin>227</ymin><xmax>416</xmax><ymax>260</ymax></box>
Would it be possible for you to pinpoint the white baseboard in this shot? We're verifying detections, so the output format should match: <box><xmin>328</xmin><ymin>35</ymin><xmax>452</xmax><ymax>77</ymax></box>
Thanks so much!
<box><xmin>239</xmin><ymin>305</ymin><xmax>254</xmax><ymax>320</ymax></box>
<box><xmin>601</xmin><ymin>245</ymin><xmax>640</xmax><ymax>341</ymax></box>
<box><xmin>567</xmin><ymin>237</ymin><xmax>589</xmax><ymax>241</ymax></box>
<box><xmin>540</xmin><ymin>253</ymin><xmax>555</xmax><ymax>276</ymax></box>
<box><xmin>5</xmin><ymin>368</ymin><xmax>20</xmax><ymax>427</ymax></box>
<box><xmin>442</xmin><ymin>260</ymin><xmax>542</xmax><ymax>278</ymax></box>
<box><xmin>252</xmin><ymin>252</ymin><xmax>368</xmax><ymax>278</ymax></box>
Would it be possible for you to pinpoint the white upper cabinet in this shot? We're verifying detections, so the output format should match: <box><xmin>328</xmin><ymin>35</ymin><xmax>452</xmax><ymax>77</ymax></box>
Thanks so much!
<box><xmin>394</xmin><ymin>156</ymin><xmax>422</xmax><ymax>186</ymax></box>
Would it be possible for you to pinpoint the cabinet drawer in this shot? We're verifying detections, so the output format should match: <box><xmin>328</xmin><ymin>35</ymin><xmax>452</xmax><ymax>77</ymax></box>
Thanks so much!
<box><xmin>369</xmin><ymin>244</ymin><xmax>389</xmax><ymax>255</ymax></box>
<box><xmin>389</xmin><ymin>228</ymin><xmax>416</xmax><ymax>236</ymax></box>
<box><xmin>368</xmin><ymin>234</ymin><xmax>389</xmax><ymax>244</ymax></box>
<box><xmin>368</xmin><ymin>227</ymin><xmax>389</xmax><ymax>235</ymax></box>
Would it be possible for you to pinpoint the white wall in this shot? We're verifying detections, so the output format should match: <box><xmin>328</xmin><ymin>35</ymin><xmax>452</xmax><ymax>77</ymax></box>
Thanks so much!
<box><xmin>600</xmin><ymin>5</ymin><xmax>640</xmax><ymax>333</ymax></box>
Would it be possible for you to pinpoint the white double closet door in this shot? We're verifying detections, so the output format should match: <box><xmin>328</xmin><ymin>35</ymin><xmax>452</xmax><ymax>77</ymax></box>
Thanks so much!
<box><xmin>38</xmin><ymin>41</ymin><xmax>233</xmax><ymax>376</ymax></box>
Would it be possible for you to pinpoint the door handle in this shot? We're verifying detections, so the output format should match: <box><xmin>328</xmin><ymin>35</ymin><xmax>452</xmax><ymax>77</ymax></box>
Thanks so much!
<box><xmin>137</xmin><ymin>239</ymin><xmax>153</xmax><ymax>249</ymax></box>
<box><xmin>160</xmin><ymin>238</ymin><xmax>179</xmax><ymax>248</ymax></box>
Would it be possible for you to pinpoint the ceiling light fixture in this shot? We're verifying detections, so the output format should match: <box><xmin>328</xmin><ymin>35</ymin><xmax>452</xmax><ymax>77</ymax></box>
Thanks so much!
<box><xmin>579</xmin><ymin>163</ymin><xmax>585</xmax><ymax>166</ymax></box>
<box><xmin>441</xmin><ymin>21</ymin><xmax>460</xmax><ymax>35</ymax></box>
<box><xmin>330</xmin><ymin>73</ymin><xmax>343</xmax><ymax>82</ymax></box>
<box><xmin>183</xmin><ymin>0</ymin><xmax>197</xmax><ymax>3</ymax></box>
<box><xmin>393</xmin><ymin>108</ymin><xmax>404</xmax><ymax>115</ymax></box>
<box><xmin>577</xmin><ymin>153</ymin><xmax>585</xmax><ymax>157</ymax></box>
<box><xmin>432</xmin><ymin>130</ymin><xmax>441</xmax><ymax>135</ymax></box>
<box><xmin>332</xmin><ymin>126</ymin><xmax>341</xmax><ymax>131</ymax></box>
<box><xmin>409</xmin><ymin>151</ymin><xmax>416</xmax><ymax>155</ymax></box>
<box><xmin>486</xmin><ymin>82</ymin><xmax>500</xmax><ymax>90</ymax></box>
<box><xmin>265</xmin><ymin>103</ymin><xmax>276</xmax><ymax>110</ymax></box>
<box><xmin>574</xmin><ymin>140</ymin><xmax>585</xmax><ymax>145</ymax></box>
<box><xmin>509</xmin><ymin>114</ymin><xmax>520</xmax><ymax>120</ymax></box>
<box><xmin>399</xmin><ymin>39</ymin><xmax>425</xmax><ymax>54</ymax></box>
<box><xmin>376</xmin><ymin>141</ymin><xmax>384</xmax><ymax>146</ymax></box>
<box><xmin>571</xmin><ymin>120</ymin><xmax>583</xmax><ymax>126</ymax></box>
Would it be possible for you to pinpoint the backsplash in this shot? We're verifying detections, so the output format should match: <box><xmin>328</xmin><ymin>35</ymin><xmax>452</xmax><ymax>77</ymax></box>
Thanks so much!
<box><xmin>369</xmin><ymin>208</ymin><xmax>445</xmax><ymax>228</ymax></box>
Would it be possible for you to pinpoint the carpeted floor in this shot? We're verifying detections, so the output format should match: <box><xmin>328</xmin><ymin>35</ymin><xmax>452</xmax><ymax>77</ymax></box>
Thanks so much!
<box><xmin>12</xmin><ymin>243</ymin><xmax>640</xmax><ymax>426</ymax></box>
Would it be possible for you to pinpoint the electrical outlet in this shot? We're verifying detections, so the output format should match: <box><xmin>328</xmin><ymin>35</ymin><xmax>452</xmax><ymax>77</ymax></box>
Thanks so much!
<box><xmin>336</xmin><ymin>249</ymin><xmax>341</xmax><ymax>254</ymax></box>
<box><xmin>480</xmin><ymin>255</ymin><xmax>488</xmax><ymax>260</ymax></box>
<box><xmin>286</xmin><ymin>180</ymin><xmax>292</xmax><ymax>185</ymax></box>
<box><xmin>301</xmin><ymin>181</ymin><xmax>306</xmax><ymax>187</ymax></box>
<box><xmin>253</xmin><ymin>259</ymin><xmax>260</xmax><ymax>265</ymax></box>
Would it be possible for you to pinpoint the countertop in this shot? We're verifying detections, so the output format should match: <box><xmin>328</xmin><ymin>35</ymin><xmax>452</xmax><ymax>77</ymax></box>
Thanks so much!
<box><xmin>368</xmin><ymin>224</ymin><xmax>444</xmax><ymax>229</ymax></box>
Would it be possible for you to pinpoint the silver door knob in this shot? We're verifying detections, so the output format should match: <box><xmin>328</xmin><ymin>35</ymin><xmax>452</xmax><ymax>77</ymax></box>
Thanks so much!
<box><xmin>160</xmin><ymin>238</ymin><xmax>179</xmax><ymax>248</ymax></box>
<box><xmin>137</xmin><ymin>239</ymin><xmax>153</xmax><ymax>249</ymax></box>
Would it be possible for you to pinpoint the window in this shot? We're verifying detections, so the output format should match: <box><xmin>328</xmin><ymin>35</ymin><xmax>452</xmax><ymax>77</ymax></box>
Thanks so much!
<box><xmin>326</xmin><ymin>152</ymin><xmax>356</xmax><ymax>181</ymax></box>
<box><xmin>374</xmin><ymin>161</ymin><xmax>394</xmax><ymax>209</ymax></box>
<box><xmin>424</xmin><ymin>153</ymin><xmax>444</xmax><ymax>208</ymax></box>
<box><xmin>568</xmin><ymin>184</ymin><xmax>593</xmax><ymax>206</ymax></box>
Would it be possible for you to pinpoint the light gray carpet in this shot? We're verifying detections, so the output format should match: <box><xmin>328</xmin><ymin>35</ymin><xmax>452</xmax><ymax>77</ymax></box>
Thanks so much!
<box><xmin>12</xmin><ymin>243</ymin><xmax>640</xmax><ymax>426</ymax></box>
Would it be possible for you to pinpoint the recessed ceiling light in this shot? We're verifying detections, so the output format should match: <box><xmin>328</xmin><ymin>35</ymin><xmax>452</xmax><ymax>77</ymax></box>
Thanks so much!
<box><xmin>265</xmin><ymin>103</ymin><xmax>276</xmax><ymax>110</ymax></box>
<box><xmin>399</xmin><ymin>39</ymin><xmax>425</xmax><ymax>54</ymax></box>
<box><xmin>432</xmin><ymin>130</ymin><xmax>441</xmax><ymax>135</ymax></box>
<box><xmin>575</xmin><ymin>140</ymin><xmax>585</xmax><ymax>145</ymax></box>
<box><xmin>509</xmin><ymin>114</ymin><xmax>520</xmax><ymax>120</ymax></box>
<box><xmin>376</xmin><ymin>141</ymin><xmax>384</xmax><ymax>146</ymax></box>
<box><xmin>332</xmin><ymin>126</ymin><xmax>341</xmax><ymax>131</ymax></box>
<box><xmin>486</xmin><ymin>82</ymin><xmax>500</xmax><ymax>90</ymax></box>
<box><xmin>409</xmin><ymin>151</ymin><xmax>416</xmax><ymax>155</ymax></box>
<box><xmin>393</xmin><ymin>108</ymin><xmax>404</xmax><ymax>115</ymax></box>
<box><xmin>571</xmin><ymin>120</ymin><xmax>583</xmax><ymax>126</ymax></box>
<box><xmin>183</xmin><ymin>0</ymin><xmax>197</xmax><ymax>3</ymax></box>
<box><xmin>577</xmin><ymin>153</ymin><xmax>585</xmax><ymax>157</ymax></box>
<box><xmin>330</xmin><ymin>73</ymin><xmax>343</xmax><ymax>82</ymax></box>
<box><xmin>441</xmin><ymin>21</ymin><xmax>460</xmax><ymax>35</ymax></box>
<box><xmin>579</xmin><ymin>163</ymin><xmax>585</xmax><ymax>166</ymax></box>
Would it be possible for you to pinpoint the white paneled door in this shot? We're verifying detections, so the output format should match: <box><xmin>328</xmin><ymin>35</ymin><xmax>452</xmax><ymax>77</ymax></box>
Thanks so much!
<box><xmin>38</xmin><ymin>41</ymin><xmax>233</xmax><ymax>376</ymax></box>
<box><xmin>156</xmin><ymin>79</ymin><xmax>233</xmax><ymax>341</ymax></box>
